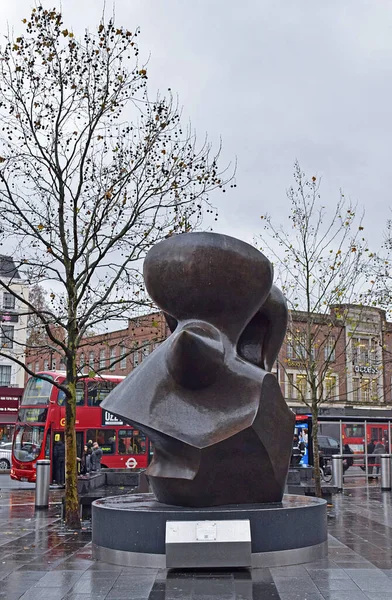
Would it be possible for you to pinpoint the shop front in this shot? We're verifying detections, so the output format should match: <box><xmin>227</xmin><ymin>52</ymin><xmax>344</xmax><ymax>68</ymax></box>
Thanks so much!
<box><xmin>0</xmin><ymin>387</ymin><xmax>23</xmax><ymax>442</ymax></box>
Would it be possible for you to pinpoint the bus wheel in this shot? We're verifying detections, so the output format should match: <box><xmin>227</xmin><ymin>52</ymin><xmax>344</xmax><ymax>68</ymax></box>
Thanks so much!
<box><xmin>0</xmin><ymin>459</ymin><xmax>10</xmax><ymax>470</ymax></box>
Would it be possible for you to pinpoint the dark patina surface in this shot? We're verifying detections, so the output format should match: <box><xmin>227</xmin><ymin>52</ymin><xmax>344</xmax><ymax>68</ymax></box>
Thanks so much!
<box><xmin>102</xmin><ymin>232</ymin><xmax>295</xmax><ymax>507</ymax></box>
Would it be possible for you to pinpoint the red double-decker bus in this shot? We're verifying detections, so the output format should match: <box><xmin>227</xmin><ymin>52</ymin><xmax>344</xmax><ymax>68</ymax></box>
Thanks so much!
<box><xmin>11</xmin><ymin>371</ymin><xmax>150</xmax><ymax>482</ymax></box>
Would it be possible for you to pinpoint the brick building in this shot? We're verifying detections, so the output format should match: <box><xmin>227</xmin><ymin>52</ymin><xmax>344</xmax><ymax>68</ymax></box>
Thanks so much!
<box><xmin>26</xmin><ymin>312</ymin><xmax>169</xmax><ymax>381</ymax></box>
<box><xmin>26</xmin><ymin>304</ymin><xmax>392</xmax><ymax>413</ymax></box>
<box><xmin>280</xmin><ymin>305</ymin><xmax>392</xmax><ymax>412</ymax></box>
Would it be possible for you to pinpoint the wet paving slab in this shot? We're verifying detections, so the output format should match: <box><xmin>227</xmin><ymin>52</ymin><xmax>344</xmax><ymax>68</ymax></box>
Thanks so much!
<box><xmin>0</xmin><ymin>483</ymin><xmax>392</xmax><ymax>598</ymax></box>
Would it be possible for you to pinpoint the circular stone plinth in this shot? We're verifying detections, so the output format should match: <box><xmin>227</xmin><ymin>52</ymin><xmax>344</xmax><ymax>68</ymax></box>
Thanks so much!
<box><xmin>92</xmin><ymin>493</ymin><xmax>327</xmax><ymax>568</ymax></box>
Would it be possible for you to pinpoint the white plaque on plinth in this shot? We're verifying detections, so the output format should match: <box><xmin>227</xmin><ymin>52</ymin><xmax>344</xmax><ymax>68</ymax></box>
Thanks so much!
<box><xmin>165</xmin><ymin>519</ymin><xmax>251</xmax><ymax>568</ymax></box>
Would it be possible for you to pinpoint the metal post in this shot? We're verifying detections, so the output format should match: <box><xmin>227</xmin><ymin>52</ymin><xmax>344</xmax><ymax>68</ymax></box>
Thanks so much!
<box><xmin>380</xmin><ymin>454</ymin><xmax>391</xmax><ymax>491</ymax></box>
<box><xmin>332</xmin><ymin>454</ymin><xmax>343</xmax><ymax>491</ymax></box>
<box><xmin>35</xmin><ymin>459</ymin><xmax>51</xmax><ymax>509</ymax></box>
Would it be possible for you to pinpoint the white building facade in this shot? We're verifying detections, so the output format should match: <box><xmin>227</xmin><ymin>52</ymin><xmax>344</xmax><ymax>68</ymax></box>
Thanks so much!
<box><xmin>0</xmin><ymin>256</ymin><xmax>28</xmax><ymax>388</ymax></box>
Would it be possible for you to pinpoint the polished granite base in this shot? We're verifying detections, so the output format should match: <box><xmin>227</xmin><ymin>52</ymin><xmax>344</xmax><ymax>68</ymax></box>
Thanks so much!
<box><xmin>92</xmin><ymin>493</ymin><xmax>327</xmax><ymax>568</ymax></box>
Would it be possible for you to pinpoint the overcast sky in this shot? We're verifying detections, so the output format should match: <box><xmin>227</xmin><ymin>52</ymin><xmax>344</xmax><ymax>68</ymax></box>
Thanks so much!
<box><xmin>2</xmin><ymin>0</ymin><xmax>392</xmax><ymax>248</ymax></box>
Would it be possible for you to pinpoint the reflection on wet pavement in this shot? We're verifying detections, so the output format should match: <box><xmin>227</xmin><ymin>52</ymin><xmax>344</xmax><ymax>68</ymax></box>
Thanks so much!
<box><xmin>1</xmin><ymin>481</ymin><xmax>392</xmax><ymax>598</ymax></box>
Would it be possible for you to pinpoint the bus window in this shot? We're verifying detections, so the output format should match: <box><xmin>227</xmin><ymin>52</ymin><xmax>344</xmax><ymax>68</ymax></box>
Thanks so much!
<box><xmin>21</xmin><ymin>377</ymin><xmax>54</xmax><ymax>406</ymax></box>
<box><xmin>344</xmin><ymin>425</ymin><xmax>365</xmax><ymax>438</ymax></box>
<box><xmin>370</xmin><ymin>427</ymin><xmax>383</xmax><ymax>442</ymax></box>
<box><xmin>86</xmin><ymin>428</ymin><xmax>116</xmax><ymax>454</ymax></box>
<box><xmin>87</xmin><ymin>382</ymin><xmax>115</xmax><ymax>407</ymax></box>
<box><xmin>13</xmin><ymin>425</ymin><xmax>45</xmax><ymax>462</ymax></box>
<box><xmin>118</xmin><ymin>429</ymin><xmax>146</xmax><ymax>455</ymax></box>
<box><xmin>57</xmin><ymin>383</ymin><xmax>85</xmax><ymax>406</ymax></box>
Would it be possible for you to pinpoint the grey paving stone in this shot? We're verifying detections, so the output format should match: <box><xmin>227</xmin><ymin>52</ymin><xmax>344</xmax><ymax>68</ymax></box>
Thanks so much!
<box><xmin>270</xmin><ymin>565</ymin><xmax>309</xmax><ymax>577</ymax></box>
<box><xmin>34</xmin><ymin>571</ymin><xmax>84</xmax><ymax>587</ymax></box>
<box><xmin>71</xmin><ymin>577</ymin><xmax>118</xmax><ymax>594</ymax></box>
<box><xmin>344</xmin><ymin>568</ymin><xmax>392</xmax><ymax>578</ymax></box>
<box><xmin>62</xmin><ymin>595</ymin><xmax>107</xmax><ymax>600</ymax></box>
<box><xmin>315</xmin><ymin>579</ymin><xmax>361</xmax><ymax>591</ymax></box>
<box><xmin>277</xmin><ymin>593</ymin><xmax>324</xmax><ymax>600</ymax></box>
<box><xmin>273</xmin><ymin>575</ymin><xmax>320</xmax><ymax>593</ymax></box>
<box><xmin>19</xmin><ymin>590</ymin><xmax>69</xmax><ymax>600</ymax></box>
<box><xmin>354</xmin><ymin>579</ymin><xmax>392</xmax><ymax>592</ymax></box>
<box><xmin>307</xmin><ymin>568</ymin><xmax>351</xmax><ymax>580</ymax></box>
<box><xmin>319</xmin><ymin>592</ymin><xmax>369</xmax><ymax>600</ymax></box>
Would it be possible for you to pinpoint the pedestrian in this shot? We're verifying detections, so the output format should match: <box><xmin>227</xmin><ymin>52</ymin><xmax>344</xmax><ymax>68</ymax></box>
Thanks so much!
<box><xmin>367</xmin><ymin>439</ymin><xmax>375</xmax><ymax>477</ymax></box>
<box><xmin>290</xmin><ymin>435</ymin><xmax>303</xmax><ymax>467</ymax></box>
<box><xmin>79</xmin><ymin>444</ymin><xmax>91</xmax><ymax>475</ymax></box>
<box><xmin>91</xmin><ymin>441</ymin><xmax>103</xmax><ymax>472</ymax></box>
<box><xmin>374</xmin><ymin>440</ymin><xmax>386</xmax><ymax>475</ymax></box>
<box><xmin>343</xmin><ymin>444</ymin><xmax>354</xmax><ymax>473</ymax></box>
<box><xmin>53</xmin><ymin>434</ymin><xmax>65</xmax><ymax>485</ymax></box>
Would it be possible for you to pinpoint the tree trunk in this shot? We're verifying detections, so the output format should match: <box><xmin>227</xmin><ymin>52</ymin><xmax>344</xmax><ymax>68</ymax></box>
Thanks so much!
<box><xmin>64</xmin><ymin>353</ymin><xmax>80</xmax><ymax>529</ymax></box>
<box><xmin>311</xmin><ymin>403</ymin><xmax>322</xmax><ymax>498</ymax></box>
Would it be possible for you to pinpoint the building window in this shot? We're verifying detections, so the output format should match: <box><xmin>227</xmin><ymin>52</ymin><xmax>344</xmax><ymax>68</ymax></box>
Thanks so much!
<box><xmin>286</xmin><ymin>373</ymin><xmax>294</xmax><ymax>399</ymax></box>
<box><xmin>99</xmin><ymin>349</ymin><xmax>106</xmax><ymax>369</ymax></box>
<box><xmin>287</xmin><ymin>336</ymin><xmax>294</xmax><ymax>359</ymax></box>
<box><xmin>35</xmin><ymin>361</ymin><xmax>40</xmax><ymax>372</ymax></box>
<box><xmin>27</xmin><ymin>363</ymin><xmax>32</xmax><ymax>373</ymax></box>
<box><xmin>52</xmin><ymin>358</ymin><xmax>56</xmax><ymax>371</ymax></box>
<box><xmin>0</xmin><ymin>325</ymin><xmax>14</xmax><ymax>349</ymax></box>
<box><xmin>120</xmin><ymin>346</ymin><xmax>126</xmax><ymax>369</ymax></box>
<box><xmin>296</xmin><ymin>374</ymin><xmax>308</xmax><ymax>399</ymax></box>
<box><xmin>43</xmin><ymin>359</ymin><xmax>49</xmax><ymax>371</ymax></box>
<box><xmin>352</xmin><ymin>337</ymin><xmax>378</xmax><ymax>367</ymax></box>
<box><xmin>352</xmin><ymin>376</ymin><xmax>378</xmax><ymax>403</ymax></box>
<box><xmin>79</xmin><ymin>353</ymin><xmax>84</xmax><ymax>373</ymax></box>
<box><xmin>324</xmin><ymin>375</ymin><xmax>337</xmax><ymax>400</ymax></box>
<box><xmin>132</xmin><ymin>350</ymin><xmax>139</xmax><ymax>368</ymax></box>
<box><xmin>287</xmin><ymin>333</ymin><xmax>314</xmax><ymax>361</ymax></box>
<box><xmin>324</xmin><ymin>337</ymin><xmax>336</xmax><ymax>362</ymax></box>
<box><xmin>59</xmin><ymin>357</ymin><xmax>66</xmax><ymax>370</ymax></box>
<box><xmin>109</xmin><ymin>347</ymin><xmax>116</xmax><ymax>371</ymax></box>
<box><xmin>141</xmin><ymin>343</ymin><xmax>150</xmax><ymax>361</ymax></box>
<box><xmin>0</xmin><ymin>365</ymin><xmax>11</xmax><ymax>385</ymax></box>
<box><xmin>89</xmin><ymin>352</ymin><xmax>95</xmax><ymax>370</ymax></box>
<box><xmin>3</xmin><ymin>293</ymin><xmax>15</xmax><ymax>310</ymax></box>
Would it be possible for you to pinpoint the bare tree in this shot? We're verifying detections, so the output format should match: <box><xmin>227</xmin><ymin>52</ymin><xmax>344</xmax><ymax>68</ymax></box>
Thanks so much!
<box><xmin>258</xmin><ymin>162</ymin><xmax>374</xmax><ymax>496</ymax></box>
<box><xmin>0</xmin><ymin>7</ymin><xmax>231</xmax><ymax>527</ymax></box>
<box><xmin>27</xmin><ymin>283</ymin><xmax>49</xmax><ymax>347</ymax></box>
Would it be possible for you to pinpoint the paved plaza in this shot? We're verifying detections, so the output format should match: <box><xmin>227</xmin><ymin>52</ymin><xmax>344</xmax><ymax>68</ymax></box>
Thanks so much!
<box><xmin>0</xmin><ymin>477</ymin><xmax>392</xmax><ymax>599</ymax></box>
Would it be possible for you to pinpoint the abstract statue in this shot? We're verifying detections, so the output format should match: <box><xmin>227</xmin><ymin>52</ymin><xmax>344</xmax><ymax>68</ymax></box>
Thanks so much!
<box><xmin>102</xmin><ymin>232</ymin><xmax>295</xmax><ymax>507</ymax></box>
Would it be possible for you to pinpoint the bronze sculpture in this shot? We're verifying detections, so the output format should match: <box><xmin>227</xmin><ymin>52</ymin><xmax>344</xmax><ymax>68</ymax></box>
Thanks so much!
<box><xmin>102</xmin><ymin>232</ymin><xmax>295</xmax><ymax>507</ymax></box>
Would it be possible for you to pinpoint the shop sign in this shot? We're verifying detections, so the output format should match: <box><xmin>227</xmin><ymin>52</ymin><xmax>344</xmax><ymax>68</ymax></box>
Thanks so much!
<box><xmin>102</xmin><ymin>410</ymin><xmax>124</xmax><ymax>426</ymax></box>
<box><xmin>353</xmin><ymin>365</ymin><xmax>378</xmax><ymax>375</ymax></box>
<box><xmin>0</xmin><ymin>399</ymin><xmax>19</xmax><ymax>413</ymax></box>
<box><xmin>0</xmin><ymin>313</ymin><xmax>18</xmax><ymax>323</ymax></box>
<box><xmin>286</xmin><ymin>359</ymin><xmax>307</xmax><ymax>368</ymax></box>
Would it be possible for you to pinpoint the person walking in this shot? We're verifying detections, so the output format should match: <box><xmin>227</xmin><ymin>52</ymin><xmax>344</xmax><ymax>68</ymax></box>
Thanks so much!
<box><xmin>91</xmin><ymin>441</ymin><xmax>103</xmax><ymax>472</ymax></box>
<box><xmin>79</xmin><ymin>445</ymin><xmax>91</xmax><ymax>475</ymax></box>
<box><xmin>374</xmin><ymin>440</ymin><xmax>386</xmax><ymax>476</ymax></box>
<box><xmin>53</xmin><ymin>434</ymin><xmax>65</xmax><ymax>486</ymax></box>
<box><xmin>343</xmin><ymin>444</ymin><xmax>354</xmax><ymax>473</ymax></box>
<box><xmin>367</xmin><ymin>439</ymin><xmax>376</xmax><ymax>478</ymax></box>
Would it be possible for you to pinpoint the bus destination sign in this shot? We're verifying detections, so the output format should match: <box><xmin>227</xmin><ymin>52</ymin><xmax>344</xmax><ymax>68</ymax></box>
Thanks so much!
<box><xmin>102</xmin><ymin>409</ymin><xmax>124</xmax><ymax>426</ymax></box>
